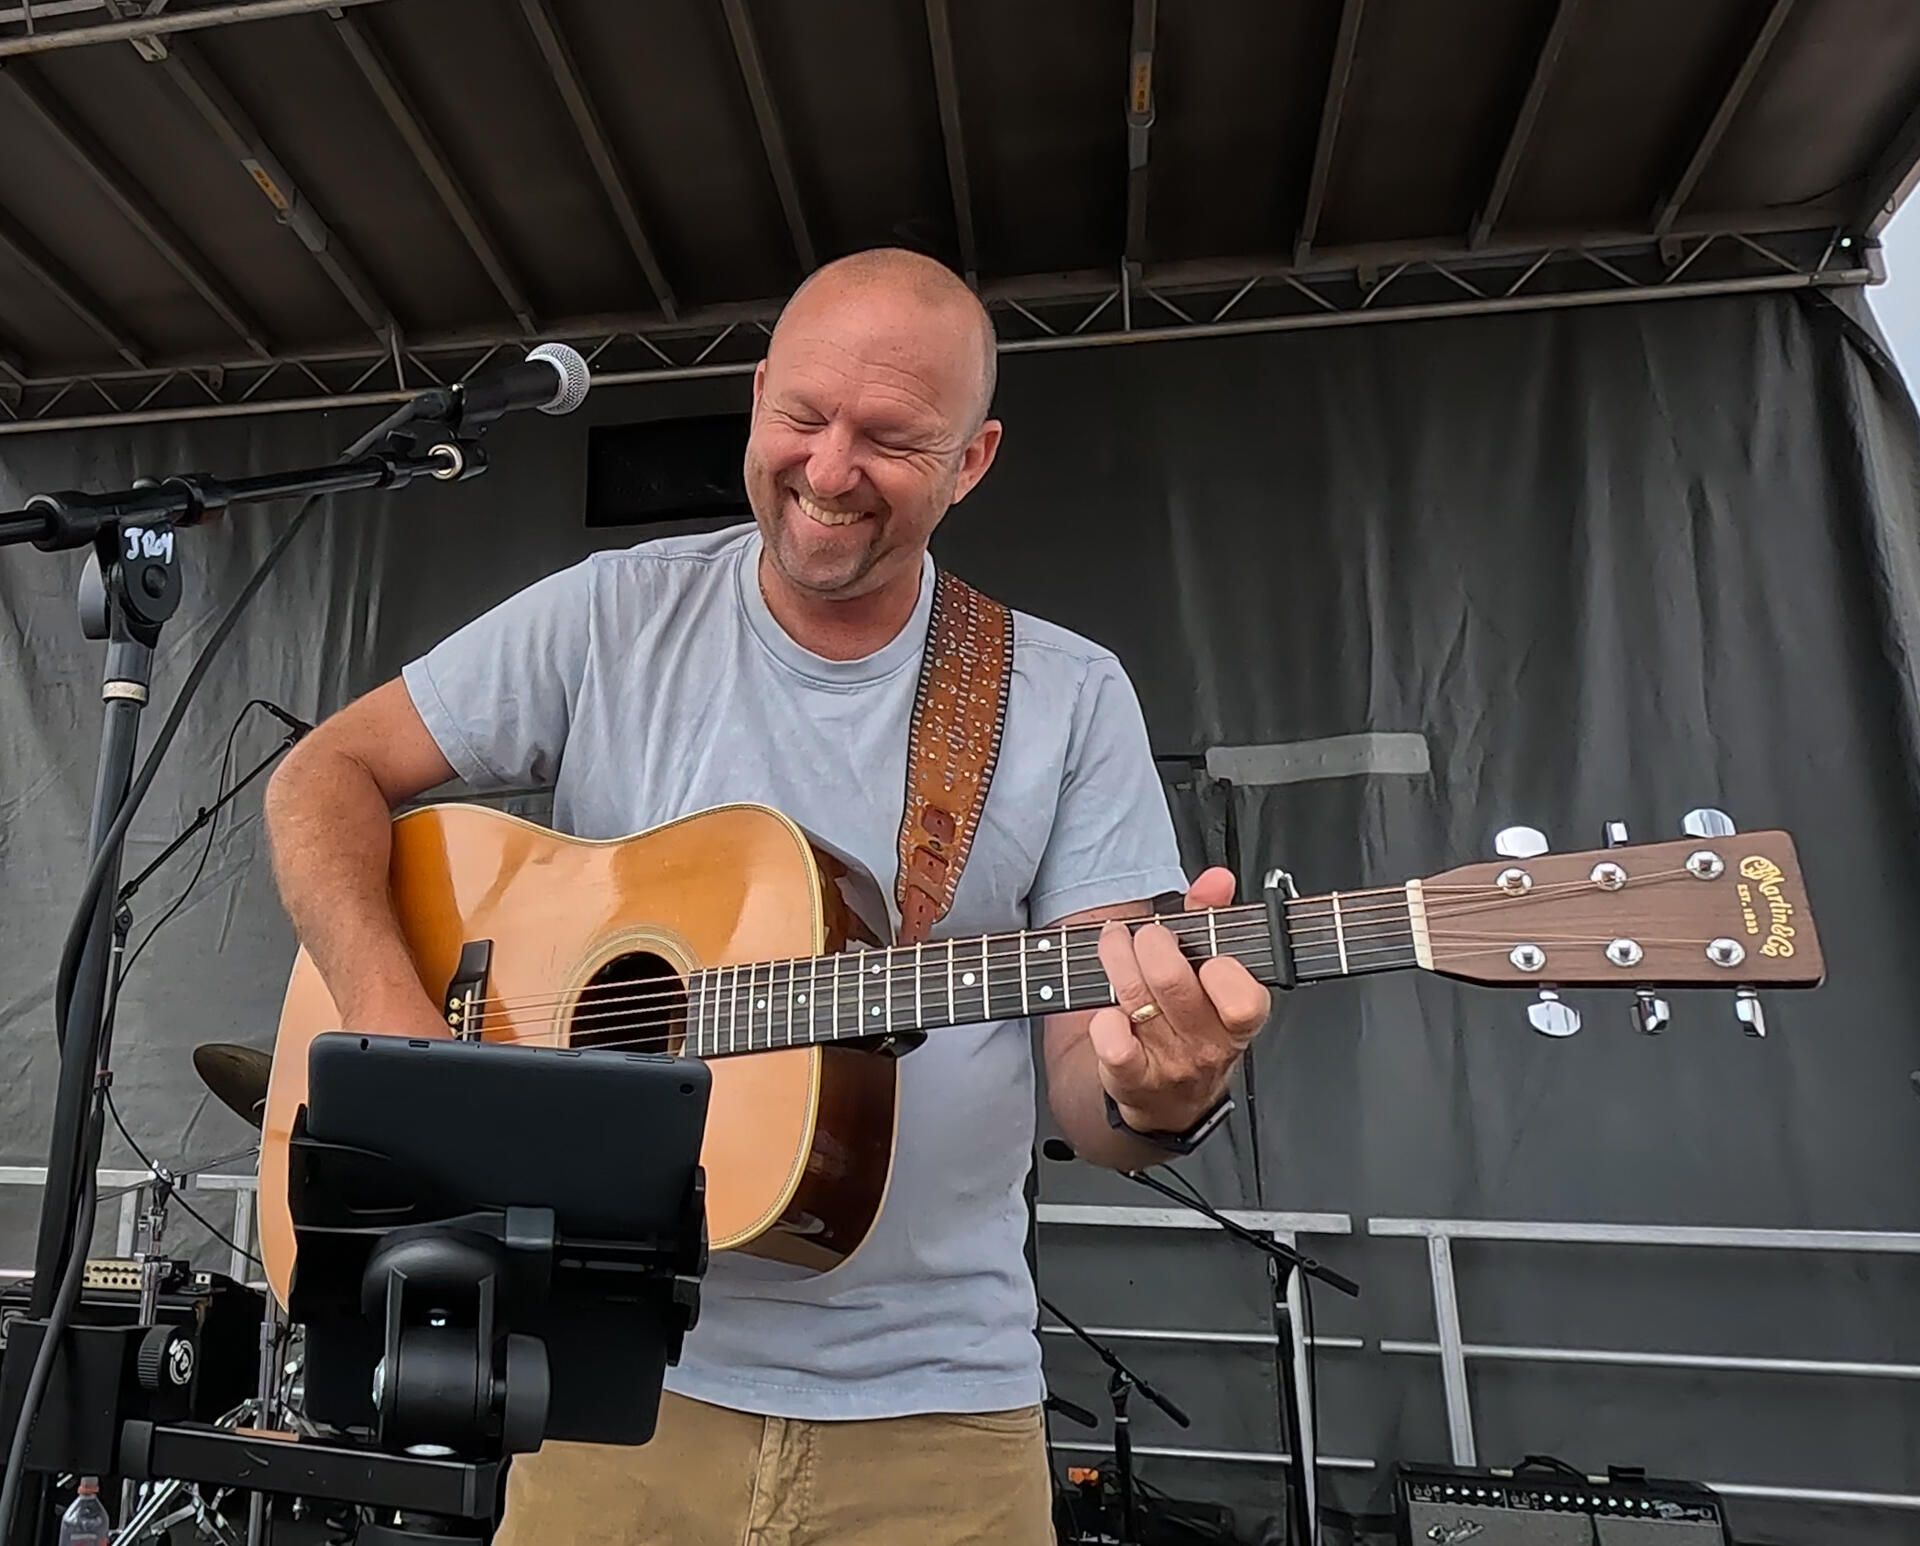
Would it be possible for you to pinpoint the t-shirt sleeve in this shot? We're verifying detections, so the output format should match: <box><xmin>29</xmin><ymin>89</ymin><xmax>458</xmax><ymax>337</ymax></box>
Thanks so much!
<box><xmin>400</xmin><ymin>558</ymin><xmax>596</xmax><ymax>791</ymax></box>
<box><xmin>1028</xmin><ymin>653</ymin><xmax>1190</xmax><ymax>925</ymax></box>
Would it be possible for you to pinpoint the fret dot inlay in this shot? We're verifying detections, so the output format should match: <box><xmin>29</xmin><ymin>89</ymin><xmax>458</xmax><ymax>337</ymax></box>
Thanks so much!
<box><xmin>963</xmin><ymin>972</ymin><xmax>976</xmax><ymax>986</ymax></box>
<box><xmin>1040</xmin><ymin>984</ymin><xmax>1053</xmax><ymax>1000</ymax></box>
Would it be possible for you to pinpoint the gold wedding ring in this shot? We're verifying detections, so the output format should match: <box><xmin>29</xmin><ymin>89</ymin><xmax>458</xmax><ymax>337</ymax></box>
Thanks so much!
<box><xmin>1128</xmin><ymin>1002</ymin><xmax>1163</xmax><ymax>1025</ymax></box>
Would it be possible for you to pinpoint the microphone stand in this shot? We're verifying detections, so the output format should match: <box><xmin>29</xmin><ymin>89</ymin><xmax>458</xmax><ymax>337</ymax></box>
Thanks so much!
<box><xmin>1040</xmin><ymin>1296</ymin><xmax>1189</xmax><ymax>1546</ymax></box>
<box><xmin>1121</xmin><ymin>1168</ymin><xmax>1356</xmax><ymax>1546</ymax></box>
<box><xmin>0</xmin><ymin>416</ymin><xmax>482</xmax><ymax>1546</ymax></box>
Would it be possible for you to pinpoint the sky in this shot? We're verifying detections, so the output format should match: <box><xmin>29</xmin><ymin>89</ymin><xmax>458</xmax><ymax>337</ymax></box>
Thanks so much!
<box><xmin>1871</xmin><ymin>198</ymin><xmax>1920</xmax><ymax>381</ymax></box>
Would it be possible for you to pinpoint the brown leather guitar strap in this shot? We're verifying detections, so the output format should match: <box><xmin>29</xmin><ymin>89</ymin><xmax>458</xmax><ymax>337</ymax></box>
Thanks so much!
<box><xmin>894</xmin><ymin>569</ymin><xmax>1015</xmax><ymax>947</ymax></box>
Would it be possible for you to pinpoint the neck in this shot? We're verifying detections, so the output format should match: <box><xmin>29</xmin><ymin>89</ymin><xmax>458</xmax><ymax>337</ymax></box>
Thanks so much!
<box><xmin>757</xmin><ymin>551</ymin><xmax>925</xmax><ymax>661</ymax></box>
<box><xmin>668</xmin><ymin>888</ymin><xmax>1424</xmax><ymax>1058</ymax></box>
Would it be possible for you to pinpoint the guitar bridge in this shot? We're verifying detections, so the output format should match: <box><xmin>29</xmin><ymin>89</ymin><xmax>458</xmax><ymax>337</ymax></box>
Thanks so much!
<box><xmin>443</xmin><ymin>940</ymin><xmax>493</xmax><ymax>1041</ymax></box>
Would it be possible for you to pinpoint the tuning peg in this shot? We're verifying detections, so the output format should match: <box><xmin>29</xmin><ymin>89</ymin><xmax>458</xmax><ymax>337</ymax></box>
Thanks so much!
<box><xmin>1527</xmin><ymin>988</ymin><xmax>1581</xmax><ymax>1037</ymax></box>
<box><xmin>1682</xmin><ymin>808</ymin><xmax>1737</xmax><ymax>838</ymax></box>
<box><xmin>1734</xmin><ymin>988</ymin><xmax>1767</xmax><ymax>1038</ymax></box>
<box><xmin>1631</xmin><ymin>988</ymin><xmax>1671</xmax><ymax>1035</ymax></box>
<box><xmin>1602</xmin><ymin>820</ymin><xmax>1630</xmax><ymax>848</ymax></box>
<box><xmin>1495</xmin><ymin>825</ymin><xmax>1549</xmax><ymax>858</ymax></box>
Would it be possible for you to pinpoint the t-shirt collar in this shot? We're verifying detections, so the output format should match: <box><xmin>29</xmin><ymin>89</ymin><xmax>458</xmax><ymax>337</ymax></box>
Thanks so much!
<box><xmin>737</xmin><ymin>527</ymin><xmax>937</xmax><ymax>686</ymax></box>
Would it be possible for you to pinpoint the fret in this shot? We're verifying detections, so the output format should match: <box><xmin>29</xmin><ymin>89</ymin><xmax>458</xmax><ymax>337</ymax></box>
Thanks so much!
<box><xmin>1060</xmin><ymin>925</ymin><xmax>1072</xmax><ymax>1009</ymax></box>
<box><xmin>689</xmin><ymin>973</ymin><xmax>703</xmax><ymax>1058</ymax></box>
<box><xmin>946</xmin><ymin>939</ymin><xmax>956</xmax><ymax>1027</ymax></box>
<box><xmin>855</xmin><ymin>949</ymin><xmax>863</xmax><ymax>1036</ymax></box>
<box><xmin>1207</xmin><ymin>907</ymin><xmax>1219</xmax><ymax>959</ymax></box>
<box><xmin>885</xmin><ymin>951</ymin><xmax>895</xmax><ymax>1036</ymax></box>
<box><xmin>725</xmin><ymin>964</ymin><xmax>736</xmax><ymax>1054</ymax></box>
<box><xmin>1331</xmin><ymin>892</ymin><xmax>1348</xmax><ymax>975</ymax></box>
<box><xmin>1018</xmin><ymin>933</ymin><xmax>1031</xmax><ymax>1016</ymax></box>
<box><xmin>915</xmin><ymin>941</ymin><xmax>923</xmax><ymax>1031</ymax></box>
<box><xmin>980</xmin><ymin>936</ymin><xmax>991</xmax><ymax>1020</ymax></box>
<box><xmin>805</xmin><ymin>956</ymin><xmax>817</xmax><ymax>1044</ymax></box>
<box><xmin>783</xmin><ymin>958</ymin><xmax>795</xmax><ymax>1047</ymax></box>
<box><xmin>832</xmin><ymin>953</ymin><xmax>844</xmax><ymax>1039</ymax></box>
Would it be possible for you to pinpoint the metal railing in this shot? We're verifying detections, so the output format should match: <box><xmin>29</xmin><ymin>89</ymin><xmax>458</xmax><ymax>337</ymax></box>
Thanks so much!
<box><xmin>1370</xmin><ymin>1217</ymin><xmax>1920</xmax><ymax>1514</ymax></box>
<box><xmin>1036</xmin><ymin>1200</ymin><xmax>1366</xmax><ymax>1535</ymax></box>
<box><xmin>0</xmin><ymin>1164</ymin><xmax>260</xmax><ymax>1285</ymax></box>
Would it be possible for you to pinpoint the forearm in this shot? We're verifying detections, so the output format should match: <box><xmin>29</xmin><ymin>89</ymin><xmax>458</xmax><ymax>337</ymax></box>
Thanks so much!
<box><xmin>263</xmin><ymin>743</ymin><xmax>434</xmax><ymax>1026</ymax></box>
<box><xmin>1044</xmin><ymin>1011</ymin><xmax>1191</xmax><ymax>1172</ymax></box>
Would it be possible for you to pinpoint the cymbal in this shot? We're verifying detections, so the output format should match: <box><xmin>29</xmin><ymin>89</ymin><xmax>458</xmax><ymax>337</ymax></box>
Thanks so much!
<box><xmin>192</xmin><ymin>1043</ymin><xmax>271</xmax><ymax>1129</ymax></box>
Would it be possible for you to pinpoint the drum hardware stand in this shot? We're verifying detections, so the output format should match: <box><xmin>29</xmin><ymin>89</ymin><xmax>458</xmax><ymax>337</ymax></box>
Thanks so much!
<box><xmin>1040</xmin><ymin>1296</ymin><xmax>1190</xmax><ymax>1546</ymax></box>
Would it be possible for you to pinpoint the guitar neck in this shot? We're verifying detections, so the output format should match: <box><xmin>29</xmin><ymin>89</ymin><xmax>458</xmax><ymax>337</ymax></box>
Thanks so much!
<box><xmin>684</xmin><ymin>885</ymin><xmax>1427</xmax><ymax>1057</ymax></box>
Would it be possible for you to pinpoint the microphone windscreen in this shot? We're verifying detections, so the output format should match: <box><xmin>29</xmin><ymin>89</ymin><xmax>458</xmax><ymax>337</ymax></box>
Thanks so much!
<box><xmin>527</xmin><ymin>342</ymin><xmax>591</xmax><ymax>415</ymax></box>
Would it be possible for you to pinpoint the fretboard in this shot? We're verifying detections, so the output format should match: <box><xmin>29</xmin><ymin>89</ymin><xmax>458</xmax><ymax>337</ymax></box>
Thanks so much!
<box><xmin>682</xmin><ymin>888</ymin><xmax>1421</xmax><ymax>1059</ymax></box>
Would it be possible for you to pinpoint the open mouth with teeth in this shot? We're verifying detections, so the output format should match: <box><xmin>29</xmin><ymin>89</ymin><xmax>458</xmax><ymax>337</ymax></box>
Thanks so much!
<box><xmin>793</xmin><ymin>489</ymin><xmax>874</xmax><ymax>528</ymax></box>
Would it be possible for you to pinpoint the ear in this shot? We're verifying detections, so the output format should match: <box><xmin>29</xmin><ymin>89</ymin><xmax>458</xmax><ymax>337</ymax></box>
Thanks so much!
<box><xmin>948</xmin><ymin>419</ymin><xmax>1003</xmax><ymax>506</ymax></box>
<box><xmin>751</xmin><ymin>358</ymin><xmax>768</xmax><ymax>413</ymax></box>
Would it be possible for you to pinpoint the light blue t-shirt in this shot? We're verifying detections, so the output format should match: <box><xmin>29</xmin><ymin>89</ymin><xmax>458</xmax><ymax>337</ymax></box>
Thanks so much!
<box><xmin>402</xmin><ymin>524</ymin><xmax>1186</xmax><ymax>1419</ymax></box>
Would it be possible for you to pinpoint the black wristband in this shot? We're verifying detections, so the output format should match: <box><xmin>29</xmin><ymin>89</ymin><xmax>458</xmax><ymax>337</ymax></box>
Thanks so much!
<box><xmin>1103</xmin><ymin>1089</ymin><xmax>1234</xmax><ymax>1156</ymax></box>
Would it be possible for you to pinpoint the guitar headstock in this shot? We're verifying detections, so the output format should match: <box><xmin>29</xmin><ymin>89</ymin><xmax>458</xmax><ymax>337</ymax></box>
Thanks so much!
<box><xmin>1415</xmin><ymin>829</ymin><xmax>1822</xmax><ymax>990</ymax></box>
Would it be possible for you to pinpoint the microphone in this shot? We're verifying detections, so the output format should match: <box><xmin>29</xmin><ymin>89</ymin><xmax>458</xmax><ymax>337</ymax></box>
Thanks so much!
<box><xmin>411</xmin><ymin>342</ymin><xmax>592</xmax><ymax>430</ymax></box>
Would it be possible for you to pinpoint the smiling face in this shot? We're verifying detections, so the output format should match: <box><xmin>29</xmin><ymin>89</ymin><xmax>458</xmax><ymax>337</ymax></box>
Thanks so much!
<box><xmin>744</xmin><ymin>252</ymin><xmax>1001</xmax><ymax>607</ymax></box>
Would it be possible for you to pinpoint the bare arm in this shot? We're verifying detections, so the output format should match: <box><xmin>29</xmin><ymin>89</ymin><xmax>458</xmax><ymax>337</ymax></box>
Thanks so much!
<box><xmin>262</xmin><ymin>678</ymin><xmax>458</xmax><ymax>1035</ymax></box>
<box><xmin>1042</xmin><ymin>869</ymin><xmax>1272</xmax><ymax>1172</ymax></box>
<box><xmin>1043</xmin><ymin>900</ymin><xmax>1177</xmax><ymax>1171</ymax></box>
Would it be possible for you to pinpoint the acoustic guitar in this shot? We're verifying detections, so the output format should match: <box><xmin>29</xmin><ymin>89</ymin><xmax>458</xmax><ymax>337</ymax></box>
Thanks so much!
<box><xmin>258</xmin><ymin>803</ymin><xmax>1822</xmax><ymax>1305</ymax></box>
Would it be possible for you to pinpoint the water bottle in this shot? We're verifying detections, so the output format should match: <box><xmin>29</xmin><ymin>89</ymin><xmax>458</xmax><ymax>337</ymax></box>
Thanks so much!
<box><xmin>57</xmin><ymin>1477</ymin><xmax>111</xmax><ymax>1546</ymax></box>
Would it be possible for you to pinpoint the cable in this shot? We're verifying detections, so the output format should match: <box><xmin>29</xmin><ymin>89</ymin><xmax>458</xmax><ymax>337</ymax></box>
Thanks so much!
<box><xmin>102</xmin><ymin>1088</ymin><xmax>260</xmax><ymax>1270</ymax></box>
<box><xmin>0</xmin><ymin>1113</ymin><xmax>100</xmax><ymax>1542</ymax></box>
<box><xmin>10</xmin><ymin>397</ymin><xmax>421</xmax><ymax>1543</ymax></box>
<box><xmin>53</xmin><ymin>398</ymin><xmax>419</xmax><ymax>1047</ymax></box>
<box><xmin>116</xmin><ymin>702</ymin><xmax>252</xmax><ymax>988</ymax></box>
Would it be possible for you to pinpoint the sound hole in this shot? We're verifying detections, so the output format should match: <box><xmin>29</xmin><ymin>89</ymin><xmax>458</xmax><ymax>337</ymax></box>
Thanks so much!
<box><xmin>570</xmin><ymin>951</ymin><xmax>684</xmax><ymax>1052</ymax></box>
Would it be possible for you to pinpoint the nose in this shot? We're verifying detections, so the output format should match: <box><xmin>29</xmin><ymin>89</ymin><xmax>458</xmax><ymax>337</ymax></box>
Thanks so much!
<box><xmin>804</xmin><ymin>423</ymin><xmax>860</xmax><ymax>501</ymax></box>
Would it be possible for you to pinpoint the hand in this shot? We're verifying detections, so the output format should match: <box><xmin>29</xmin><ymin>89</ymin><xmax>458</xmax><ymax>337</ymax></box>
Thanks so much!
<box><xmin>1088</xmin><ymin>868</ymin><xmax>1273</xmax><ymax>1134</ymax></box>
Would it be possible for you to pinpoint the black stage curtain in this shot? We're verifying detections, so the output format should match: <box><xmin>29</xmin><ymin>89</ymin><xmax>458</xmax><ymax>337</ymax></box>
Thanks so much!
<box><xmin>4</xmin><ymin>290</ymin><xmax>1918</xmax><ymax>1544</ymax></box>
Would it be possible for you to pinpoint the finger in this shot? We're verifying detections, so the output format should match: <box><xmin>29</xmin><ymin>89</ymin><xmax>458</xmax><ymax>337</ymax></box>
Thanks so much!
<box><xmin>1086</xmin><ymin>1006</ymin><xmax>1148</xmax><ymax>1081</ymax></box>
<box><xmin>1133</xmin><ymin>921</ymin><xmax>1213</xmax><ymax>1028</ymax></box>
<box><xmin>1198</xmin><ymin>955</ymin><xmax>1272</xmax><ymax>1042</ymax></box>
<box><xmin>1184</xmin><ymin>866</ymin><xmax>1237</xmax><ymax>910</ymax></box>
<box><xmin>1096</xmin><ymin>919</ymin><xmax>1155</xmax><ymax>1018</ymax></box>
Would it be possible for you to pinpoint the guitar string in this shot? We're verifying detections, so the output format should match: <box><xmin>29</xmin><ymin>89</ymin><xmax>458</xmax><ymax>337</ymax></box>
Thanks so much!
<box><xmin>482</xmin><ymin>927</ymin><xmax>1739</xmax><ymax>1047</ymax></box>
<box><xmin>440</xmin><ymin>906</ymin><xmax>1695</xmax><ymax>1028</ymax></box>
<box><xmin>440</xmin><ymin>905</ymin><xmax>1688</xmax><ymax>1031</ymax></box>
<box><xmin>494</xmin><ymin>928</ymin><xmax>1750</xmax><ymax>1058</ymax></box>
<box><xmin>443</xmin><ymin>868</ymin><xmax>1692</xmax><ymax>1021</ymax></box>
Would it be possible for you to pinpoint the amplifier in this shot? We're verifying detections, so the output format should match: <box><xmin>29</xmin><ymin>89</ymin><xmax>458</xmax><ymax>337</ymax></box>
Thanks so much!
<box><xmin>1396</xmin><ymin>1462</ymin><xmax>1732</xmax><ymax>1546</ymax></box>
<box><xmin>0</xmin><ymin>1260</ymin><xmax>264</xmax><ymax>1422</ymax></box>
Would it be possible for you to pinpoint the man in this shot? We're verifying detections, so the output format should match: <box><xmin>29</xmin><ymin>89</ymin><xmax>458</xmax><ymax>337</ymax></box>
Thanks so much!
<box><xmin>264</xmin><ymin>248</ymin><xmax>1270</xmax><ymax>1545</ymax></box>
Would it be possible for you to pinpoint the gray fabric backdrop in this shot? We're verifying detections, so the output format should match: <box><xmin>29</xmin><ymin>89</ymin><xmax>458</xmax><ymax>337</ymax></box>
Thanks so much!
<box><xmin>4</xmin><ymin>290</ymin><xmax>1918</xmax><ymax>1544</ymax></box>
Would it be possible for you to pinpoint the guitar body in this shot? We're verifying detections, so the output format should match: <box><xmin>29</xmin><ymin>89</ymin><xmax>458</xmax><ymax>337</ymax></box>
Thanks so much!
<box><xmin>259</xmin><ymin>803</ymin><xmax>898</xmax><ymax>1306</ymax></box>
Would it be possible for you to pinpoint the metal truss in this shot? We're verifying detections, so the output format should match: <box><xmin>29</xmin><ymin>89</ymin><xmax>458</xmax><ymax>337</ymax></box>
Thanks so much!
<box><xmin>0</xmin><ymin>227</ymin><xmax>1876</xmax><ymax>436</ymax></box>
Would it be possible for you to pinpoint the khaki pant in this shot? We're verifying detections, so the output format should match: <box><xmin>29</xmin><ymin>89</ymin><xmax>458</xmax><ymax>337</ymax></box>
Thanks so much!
<box><xmin>494</xmin><ymin>1390</ymin><xmax>1055</xmax><ymax>1546</ymax></box>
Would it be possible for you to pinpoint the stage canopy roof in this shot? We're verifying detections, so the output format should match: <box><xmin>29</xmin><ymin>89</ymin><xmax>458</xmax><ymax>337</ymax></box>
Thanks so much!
<box><xmin>1</xmin><ymin>0</ymin><xmax>1918</xmax><ymax>430</ymax></box>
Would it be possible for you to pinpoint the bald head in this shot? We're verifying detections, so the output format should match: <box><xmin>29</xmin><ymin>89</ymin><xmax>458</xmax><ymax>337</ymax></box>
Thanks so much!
<box><xmin>772</xmin><ymin>248</ymin><xmax>998</xmax><ymax>429</ymax></box>
<box><xmin>744</xmin><ymin>247</ymin><xmax>1007</xmax><ymax>612</ymax></box>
